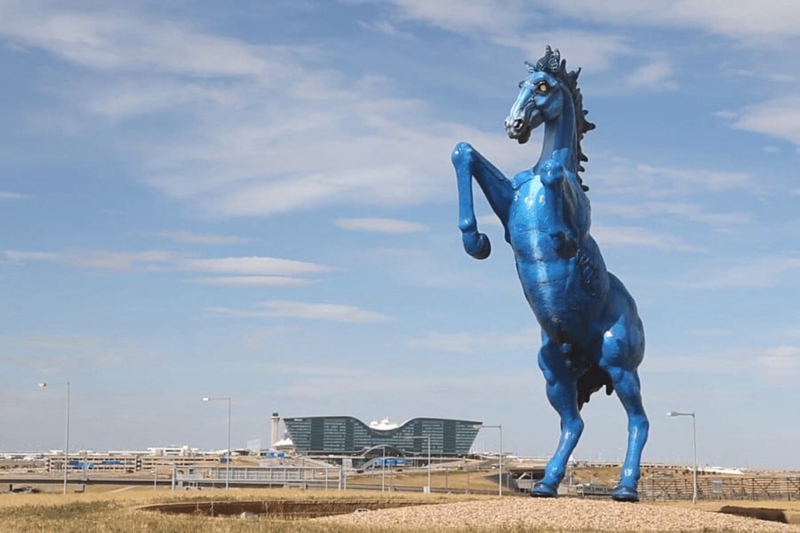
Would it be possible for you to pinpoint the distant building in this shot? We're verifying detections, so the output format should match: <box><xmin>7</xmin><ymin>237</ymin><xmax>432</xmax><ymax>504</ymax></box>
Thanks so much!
<box><xmin>282</xmin><ymin>416</ymin><xmax>482</xmax><ymax>457</ymax></box>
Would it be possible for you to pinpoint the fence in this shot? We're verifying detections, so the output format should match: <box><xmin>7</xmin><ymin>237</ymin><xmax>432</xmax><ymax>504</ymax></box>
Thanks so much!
<box><xmin>641</xmin><ymin>476</ymin><xmax>800</xmax><ymax>501</ymax></box>
<box><xmin>173</xmin><ymin>465</ymin><xmax>342</xmax><ymax>490</ymax></box>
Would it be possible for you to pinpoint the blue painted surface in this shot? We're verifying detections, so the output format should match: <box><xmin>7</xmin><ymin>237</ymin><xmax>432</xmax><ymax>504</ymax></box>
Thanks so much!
<box><xmin>452</xmin><ymin>46</ymin><xmax>649</xmax><ymax>502</ymax></box>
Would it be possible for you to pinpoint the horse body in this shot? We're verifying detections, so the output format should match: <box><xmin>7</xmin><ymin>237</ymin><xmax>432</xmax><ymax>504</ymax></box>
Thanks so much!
<box><xmin>452</xmin><ymin>46</ymin><xmax>649</xmax><ymax>502</ymax></box>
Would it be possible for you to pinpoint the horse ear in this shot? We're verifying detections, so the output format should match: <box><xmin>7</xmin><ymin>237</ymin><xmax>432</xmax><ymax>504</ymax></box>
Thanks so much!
<box><xmin>535</xmin><ymin>45</ymin><xmax>554</xmax><ymax>72</ymax></box>
<box><xmin>524</xmin><ymin>60</ymin><xmax>537</xmax><ymax>74</ymax></box>
<box><xmin>548</xmin><ymin>49</ymin><xmax>561</xmax><ymax>72</ymax></box>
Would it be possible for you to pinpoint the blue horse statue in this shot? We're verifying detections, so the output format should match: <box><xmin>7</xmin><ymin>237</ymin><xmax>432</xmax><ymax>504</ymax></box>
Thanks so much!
<box><xmin>452</xmin><ymin>46</ymin><xmax>649</xmax><ymax>502</ymax></box>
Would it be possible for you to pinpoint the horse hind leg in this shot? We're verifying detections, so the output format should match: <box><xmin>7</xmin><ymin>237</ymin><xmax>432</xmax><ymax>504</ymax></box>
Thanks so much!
<box><xmin>602</xmin><ymin>360</ymin><xmax>649</xmax><ymax>502</ymax></box>
<box><xmin>532</xmin><ymin>342</ymin><xmax>584</xmax><ymax>497</ymax></box>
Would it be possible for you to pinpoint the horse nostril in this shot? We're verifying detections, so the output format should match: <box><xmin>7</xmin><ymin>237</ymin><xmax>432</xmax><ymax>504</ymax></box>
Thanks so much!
<box><xmin>513</xmin><ymin>119</ymin><xmax>523</xmax><ymax>130</ymax></box>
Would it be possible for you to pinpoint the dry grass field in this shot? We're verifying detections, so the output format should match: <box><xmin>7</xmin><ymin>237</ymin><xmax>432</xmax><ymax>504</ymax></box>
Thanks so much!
<box><xmin>0</xmin><ymin>487</ymin><xmax>474</xmax><ymax>533</ymax></box>
<box><xmin>2</xmin><ymin>484</ymin><xmax>800</xmax><ymax>533</ymax></box>
<box><xmin>3</xmin><ymin>463</ymin><xmax>800</xmax><ymax>532</ymax></box>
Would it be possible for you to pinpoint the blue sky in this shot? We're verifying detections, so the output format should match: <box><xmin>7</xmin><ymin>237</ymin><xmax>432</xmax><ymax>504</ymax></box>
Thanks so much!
<box><xmin>1</xmin><ymin>1</ymin><xmax>799</xmax><ymax>469</ymax></box>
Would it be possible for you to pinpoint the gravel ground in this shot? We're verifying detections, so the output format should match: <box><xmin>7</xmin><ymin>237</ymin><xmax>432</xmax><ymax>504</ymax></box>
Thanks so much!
<box><xmin>318</xmin><ymin>498</ymin><xmax>800</xmax><ymax>532</ymax></box>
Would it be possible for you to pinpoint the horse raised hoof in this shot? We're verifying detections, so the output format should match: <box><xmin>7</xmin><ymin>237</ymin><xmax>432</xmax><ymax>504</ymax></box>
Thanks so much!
<box><xmin>611</xmin><ymin>485</ymin><xmax>639</xmax><ymax>503</ymax></box>
<box><xmin>530</xmin><ymin>481</ymin><xmax>558</xmax><ymax>498</ymax></box>
<box><xmin>463</xmin><ymin>231</ymin><xmax>491</xmax><ymax>260</ymax></box>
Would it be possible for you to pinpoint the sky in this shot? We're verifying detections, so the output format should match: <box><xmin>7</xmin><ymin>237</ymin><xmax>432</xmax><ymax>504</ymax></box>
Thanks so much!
<box><xmin>1</xmin><ymin>0</ymin><xmax>799</xmax><ymax>470</ymax></box>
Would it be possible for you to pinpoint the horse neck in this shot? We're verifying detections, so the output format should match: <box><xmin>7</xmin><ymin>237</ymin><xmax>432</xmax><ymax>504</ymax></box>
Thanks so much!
<box><xmin>536</xmin><ymin>94</ymin><xmax>589</xmax><ymax>235</ymax></box>
<box><xmin>538</xmin><ymin>91</ymin><xmax>577</xmax><ymax>174</ymax></box>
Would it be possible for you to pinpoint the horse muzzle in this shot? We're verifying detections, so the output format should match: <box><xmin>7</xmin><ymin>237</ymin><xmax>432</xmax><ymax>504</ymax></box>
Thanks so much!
<box><xmin>505</xmin><ymin>117</ymin><xmax>532</xmax><ymax>144</ymax></box>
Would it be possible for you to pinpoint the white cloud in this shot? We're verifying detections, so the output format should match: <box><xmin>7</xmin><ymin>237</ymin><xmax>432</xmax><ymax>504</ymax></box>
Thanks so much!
<box><xmin>0</xmin><ymin>4</ymin><xmax>634</xmax><ymax>221</ymax></box>
<box><xmin>758</xmin><ymin>345</ymin><xmax>800</xmax><ymax>378</ymax></box>
<box><xmin>269</xmin><ymin>362</ymin><xmax>538</xmax><ymax>399</ymax></box>
<box><xmin>0</xmin><ymin>5</ymin><xmax>280</xmax><ymax>78</ymax></box>
<box><xmin>625</xmin><ymin>60</ymin><xmax>675</xmax><ymax>90</ymax></box>
<box><xmin>379</xmin><ymin>0</ymin><xmax>536</xmax><ymax>37</ymax></box>
<box><xmin>186</xmin><ymin>276</ymin><xmax>316</xmax><ymax>287</ymax></box>
<box><xmin>597</xmin><ymin>201</ymin><xmax>750</xmax><ymax>227</ymax></box>
<box><xmin>476</xmin><ymin>214</ymin><xmax>503</xmax><ymax>228</ymax></box>
<box><xmin>2</xmin><ymin>249</ymin><xmax>330</xmax><ymax>277</ymax></box>
<box><xmin>714</xmin><ymin>110</ymin><xmax>737</xmax><ymax>120</ymax></box>
<box><xmin>0</xmin><ymin>2</ymin><xmax>783</xmax><ymax>232</ymax></box>
<box><xmin>688</xmin><ymin>328</ymin><xmax>732</xmax><ymax>337</ymax></box>
<box><xmin>635</xmin><ymin>164</ymin><xmax>752</xmax><ymax>192</ymax></box>
<box><xmin>374</xmin><ymin>1</ymin><xmax>631</xmax><ymax>72</ymax></box>
<box><xmin>356</xmin><ymin>19</ymin><xmax>415</xmax><ymax>39</ymax></box>
<box><xmin>1</xmin><ymin>249</ymin><xmax>177</xmax><ymax>270</ymax></box>
<box><xmin>2</xmin><ymin>334</ymin><xmax>102</xmax><ymax>352</ymax></box>
<box><xmin>151</xmin><ymin>230</ymin><xmax>250</xmax><ymax>245</ymax></box>
<box><xmin>2</xmin><ymin>250</ymin><xmax>61</xmax><ymax>263</ymax></box>
<box><xmin>84</xmin><ymin>78</ymin><xmax>247</xmax><ymax>120</ymax></box>
<box><xmin>586</xmin><ymin>160</ymin><xmax>754</xmax><ymax>230</ymax></box>
<box><xmin>678</xmin><ymin>256</ymin><xmax>800</xmax><ymax>289</ymax></box>
<box><xmin>335</xmin><ymin>217</ymin><xmax>429</xmax><ymax>233</ymax></box>
<box><xmin>0</xmin><ymin>334</ymin><xmax>157</xmax><ymax>370</ymax></box>
<box><xmin>137</xmin><ymin>100</ymin><xmax>476</xmax><ymax>217</ymax></box>
<box><xmin>259</xmin><ymin>300</ymin><xmax>391</xmax><ymax>323</ymax></box>
<box><xmin>503</xmin><ymin>31</ymin><xmax>631</xmax><ymax>74</ymax></box>
<box><xmin>205</xmin><ymin>301</ymin><xmax>392</xmax><ymax>323</ymax></box>
<box><xmin>408</xmin><ymin>328</ymin><xmax>538</xmax><ymax>354</ymax></box>
<box><xmin>730</xmin><ymin>97</ymin><xmax>800</xmax><ymax>148</ymax></box>
<box><xmin>0</xmin><ymin>191</ymin><xmax>27</xmax><ymax>200</ymax></box>
<box><xmin>591</xmin><ymin>226</ymin><xmax>705</xmax><ymax>252</ymax></box>
<box><xmin>590</xmin><ymin>160</ymin><xmax>755</xmax><ymax>203</ymax></box>
<box><xmin>538</xmin><ymin>1</ymin><xmax>800</xmax><ymax>42</ymax></box>
<box><xmin>182</xmin><ymin>257</ymin><xmax>329</xmax><ymax>276</ymax></box>
<box><xmin>1</xmin><ymin>5</ymin><xmax>470</xmax><ymax>217</ymax></box>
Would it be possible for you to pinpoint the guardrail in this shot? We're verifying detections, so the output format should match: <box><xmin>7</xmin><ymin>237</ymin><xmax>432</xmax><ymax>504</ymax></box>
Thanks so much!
<box><xmin>173</xmin><ymin>465</ymin><xmax>342</xmax><ymax>489</ymax></box>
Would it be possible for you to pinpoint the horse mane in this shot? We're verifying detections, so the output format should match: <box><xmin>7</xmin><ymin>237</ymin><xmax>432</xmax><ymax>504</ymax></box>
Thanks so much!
<box><xmin>525</xmin><ymin>46</ymin><xmax>595</xmax><ymax>192</ymax></box>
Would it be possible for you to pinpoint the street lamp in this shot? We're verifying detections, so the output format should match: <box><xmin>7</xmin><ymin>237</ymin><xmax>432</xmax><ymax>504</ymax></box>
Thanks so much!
<box><xmin>406</xmin><ymin>435</ymin><xmax>431</xmax><ymax>493</ymax></box>
<box><xmin>667</xmin><ymin>411</ymin><xmax>697</xmax><ymax>504</ymax></box>
<box><xmin>478</xmin><ymin>424</ymin><xmax>503</xmax><ymax>496</ymax></box>
<box><xmin>38</xmin><ymin>381</ymin><xmax>70</xmax><ymax>495</ymax></box>
<box><xmin>203</xmin><ymin>397</ymin><xmax>232</xmax><ymax>490</ymax></box>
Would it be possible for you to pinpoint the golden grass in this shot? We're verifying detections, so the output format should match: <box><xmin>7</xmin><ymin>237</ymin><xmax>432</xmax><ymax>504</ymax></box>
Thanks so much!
<box><xmin>4</xmin><ymin>467</ymin><xmax>800</xmax><ymax>533</ymax></box>
<box><xmin>0</xmin><ymin>488</ymin><xmax>489</xmax><ymax>533</ymax></box>
<box><xmin>2</xmin><ymin>487</ymin><xmax>800</xmax><ymax>533</ymax></box>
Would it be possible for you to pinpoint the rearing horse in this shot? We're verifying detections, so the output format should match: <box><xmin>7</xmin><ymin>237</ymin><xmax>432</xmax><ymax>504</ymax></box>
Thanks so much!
<box><xmin>452</xmin><ymin>46</ymin><xmax>649</xmax><ymax>502</ymax></box>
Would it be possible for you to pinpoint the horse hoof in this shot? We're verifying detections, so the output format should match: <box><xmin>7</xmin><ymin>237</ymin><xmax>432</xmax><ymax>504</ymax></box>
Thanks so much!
<box><xmin>531</xmin><ymin>481</ymin><xmax>557</xmax><ymax>498</ymax></box>
<box><xmin>611</xmin><ymin>485</ymin><xmax>639</xmax><ymax>502</ymax></box>
<box><xmin>464</xmin><ymin>232</ymin><xmax>491</xmax><ymax>260</ymax></box>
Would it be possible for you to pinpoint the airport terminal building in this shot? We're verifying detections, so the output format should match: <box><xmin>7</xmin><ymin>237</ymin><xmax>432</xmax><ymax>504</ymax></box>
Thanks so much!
<box><xmin>282</xmin><ymin>416</ymin><xmax>482</xmax><ymax>458</ymax></box>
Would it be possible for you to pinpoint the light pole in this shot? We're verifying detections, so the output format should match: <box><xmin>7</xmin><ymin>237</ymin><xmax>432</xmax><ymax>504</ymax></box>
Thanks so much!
<box><xmin>381</xmin><ymin>445</ymin><xmax>386</xmax><ymax>492</ymax></box>
<box><xmin>407</xmin><ymin>435</ymin><xmax>431</xmax><ymax>493</ymax></box>
<box><xmin>38</xmin><ymin>381</ymin><xmax>70</xmax><ymax>495</ymax></box>
<box><xmin>667</xmin><ymin>411</ymin><xmax>697</xmax><ymax>504</ymax></box>
<box><xmin>478</xmin><ymin>424</ymin><xmax>503</xmax><ymax>496</ymax></box>
<box><xmin>203</xmin><ymin>397</ymin><xmax>232</xmax><ymax>490</ymax></box>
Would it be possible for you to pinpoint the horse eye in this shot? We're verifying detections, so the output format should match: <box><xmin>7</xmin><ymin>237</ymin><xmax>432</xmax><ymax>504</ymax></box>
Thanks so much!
<box><xmin>538</xmin><ymin>83</ymin><xmax>549</xmax><ymax>93</ymax></box>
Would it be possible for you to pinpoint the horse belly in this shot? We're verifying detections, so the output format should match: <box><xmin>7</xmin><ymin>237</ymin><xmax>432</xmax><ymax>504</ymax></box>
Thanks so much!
<box><xmin>512</xmin><ymin>238</ymin><xmax>609</xmax><ymax>341</ymax></box>
<box><xmin>515</xmin><ymin>259</ymin><xmax>593</xmax><ymax>338</ymax></box>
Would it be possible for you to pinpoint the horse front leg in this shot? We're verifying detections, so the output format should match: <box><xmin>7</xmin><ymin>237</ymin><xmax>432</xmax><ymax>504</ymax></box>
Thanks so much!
<box><xmin>532</xmin><ymin>340</ymin><xmax>584</xmax><ymax>497</ymax></box>
<box><xmin>539</xmin><ymin>158</ymin><xmax>580</xmax><ymax>258</ymax></box>
<box><xmin>451</xmin><ymin>142</ymin><xmax>513</xmax><ymax>260</ymax></box>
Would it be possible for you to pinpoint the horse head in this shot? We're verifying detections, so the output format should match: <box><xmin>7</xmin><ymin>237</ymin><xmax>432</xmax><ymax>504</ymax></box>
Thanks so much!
<box><xmin>505</xmin><ymin>46</ymin><xmax>568</xmax><ymax>144</ymax></box>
